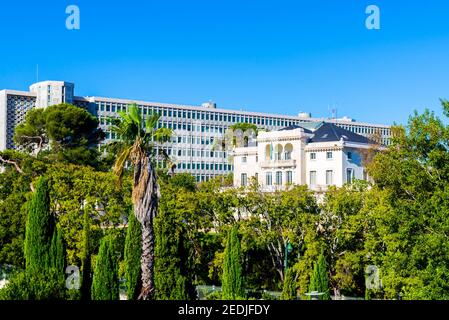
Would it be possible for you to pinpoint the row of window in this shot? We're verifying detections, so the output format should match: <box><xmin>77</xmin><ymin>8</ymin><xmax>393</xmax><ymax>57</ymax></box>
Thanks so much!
<box><xmin>309</xmin><ymin>151</ymin><xmax>333</xmax><ymax>160</ymax></box>
<box><xmin>100</xmin><ymin>117</ymin><xmax>229</xmax><ymax>134</ymax></box>
<box><xmin>240</xmin><ymin>171</ymin><xmax>294</xmax><ymax>187</ymax></box>
<box><xmin>171</xmin><ymin>148</ymin><xmax>227</xmax><ymax>159</ymax></box>
<box><xmin>309</xmin><ymin>170</ymin><xmax>333</xmax><ymax>186</ymax></box>
<box><xmin>338</xmin><ymin>124</ymin><xmax>390</xmax><ymax>137</ymax></box>
<box><xmin>173</xmin><ymin>135</ymin><xmax>217</xmax><ymax>145</ymax></box>
<box><xmin>194</xmin><ymin>174</ymin><xmax>220</xmax><ymax>182</ymax></box>
<box><xmin>97</xmin><ymin>102</ymin><xmax>297</xmax><ymax>127</ymax></box>
<box><xmin>309</xmin><ymin>168</ymin><xmax>359</xmax><ymax>186</ymax></box>
<box><xmin>177</xmin><ymin>162</ymin><xmax>233</xmax><ymax>171</ymax></box>
<box><xmin>309</xmin><ymin>151</ymin><xmax>354</xmax><ymax>161</ymax></box>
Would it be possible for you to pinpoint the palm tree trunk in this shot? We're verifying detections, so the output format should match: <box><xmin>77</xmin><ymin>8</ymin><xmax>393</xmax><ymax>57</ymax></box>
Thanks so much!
<box><xmin>133</xmin><ymin>155</ymin><xmax>160</xmax><ymax>300</ymax></box>
<box><xmin>139</xmin><ymin>219</ymin><xmax>155</xmax><ymax>300</ymax></box>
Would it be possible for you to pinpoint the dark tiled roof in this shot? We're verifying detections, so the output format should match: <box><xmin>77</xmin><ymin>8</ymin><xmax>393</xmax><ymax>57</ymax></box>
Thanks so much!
<box><xmin>278</xmin><ymin>122</ymin><xmax>324</xmax><ymax>133</ymax></box>
<box><xmin>278</xmin><ymin>121</ymin><xmax>372</xmax><ymax>144</ymax></box>
<box><xmin>309</xmin><ymin>122</ymin><xmax>370</xmax><ymax>144</ymax></box>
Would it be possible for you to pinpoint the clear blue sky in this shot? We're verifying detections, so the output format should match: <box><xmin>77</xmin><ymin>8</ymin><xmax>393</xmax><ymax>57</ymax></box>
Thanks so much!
<box><xmin>1</xmin><ymin>0</ymin><xmax>449</xmax><ymax>125</ymax></box>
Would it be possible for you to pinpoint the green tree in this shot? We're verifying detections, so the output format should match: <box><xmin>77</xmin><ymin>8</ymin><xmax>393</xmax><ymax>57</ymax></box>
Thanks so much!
<box><xmin>242</xmin><ymin>184</ymin><xmax>319</xmax><ymax>284</ymax></box>
<box><xmin>308</xmin><ymin>252</ymin><xmax>330</xmax><ymax>300</ymax></box>
<box><xmin>365</xmin><ymin>99</ymin><xmax>449</xmax><ymax>299</ymax></box>
<box><xmin>46</xmin><ymin>163</ymin><xmax>130</xmax><ymax>266</ymax></box>
<box><xmin>49</xmin><ymin>226</ymin><xmax>65</xmax><ymax>276</ymax></box>
<box><xmin>108</xmin><ymin>103</ymin><xmax>172</xmax><ymax>300</ymax></box>
<box><xmin>318</xmin><ymin>181</ymin><xmax>371</xmax><ymax>297</ymax></box>
<box><xmin>221</xmin><ymin>226</ymin><xmax>245</xmax><ymax>299</ymax></box>
<box><xmin>0</xmin><ymin>167</ymin><xmax>30</xmax><ymax>267</ymax></box>
<box><xmin>154</xmin><ymin>174</ymin><xmax>198</xmax><ymax>300</ymax></box>
<box><xmin>24</xmin><ymin>176</ymin><xmax>54</xmax><ymax>273</ymax></box>
<box><xmin>124</xmin><ymin>211</ymin><xmax>142</xmax><ymax>300</ymax></box>
<box><xmin>1</xmin><ymin>175</ymin><xmax>66</xmax><ymax>300</ymax></box>
<box><xmin>14</xmin><ymin>103</ymin><xmax>104</xmax><ymax>167</ymax></box>
<box><xmin>91</xmin><ymin>236</ymin><xmax>119</xmax><ymax>300</ymax></box>
<box><xmin>80</xmin><ymin>210</ymin><xmax>92</xmax><ymax>300</ymax></box>
<box><xmin>281</xmin><ymin>268</ymin><xmax>297</xmax><ymax>300</ymax></box>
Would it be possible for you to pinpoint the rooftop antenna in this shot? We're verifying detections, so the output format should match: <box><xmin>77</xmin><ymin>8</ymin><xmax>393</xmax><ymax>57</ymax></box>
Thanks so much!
<box><xmin>332</xmin><ymin>108</ymin><xmax>337</xmax><ymax>120</ymax></box>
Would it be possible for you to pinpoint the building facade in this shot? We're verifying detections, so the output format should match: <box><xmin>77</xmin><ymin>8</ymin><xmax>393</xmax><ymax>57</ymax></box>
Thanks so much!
<box><xmin>232</xmin><ymin>122</ymin><xmax>375</xmax><ymax>192</ymax></box>
<box><xmin>0</xmin><ymin>80</ymin><xmax>391</xmax><ymax>181</ymax></box>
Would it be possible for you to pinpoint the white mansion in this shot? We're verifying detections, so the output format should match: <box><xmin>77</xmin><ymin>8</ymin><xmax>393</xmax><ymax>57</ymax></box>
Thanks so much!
<box><xmin>232</xmin><ymin>122</ymin><xmax>377</xmax><ymax>192</ymax></box>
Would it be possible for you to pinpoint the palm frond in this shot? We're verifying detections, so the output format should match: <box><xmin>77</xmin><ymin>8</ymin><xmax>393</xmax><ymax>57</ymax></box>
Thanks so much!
<box><xmin>113</xmin><ymin>146</ymin><xmax>132</xmax><ymax>183</ymax></box>
<box><xmin>128</xmin><ymin>104</ymin><xmax>142</xmax><ymax>132</ymax></box>
<box><xmin>145</xmin><ymin>112</ymin><xmax>160</xmax><ymax>134</ymax></box>
<box><xmin>153</xmin><ymin>127</ymin><xmax>173</xmax><ymax>144</ymax></box>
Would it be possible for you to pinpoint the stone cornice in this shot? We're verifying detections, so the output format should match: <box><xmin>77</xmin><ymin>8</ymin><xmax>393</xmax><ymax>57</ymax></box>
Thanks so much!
<box><xmin>305</xmin><ymin>146</ymin><xmax>343</xmax><ymax>152</ymax></box>
<box><xmin>258</xmin><ymin>136</ymin><xmax>304</xmax><ymax>143</ymax></box>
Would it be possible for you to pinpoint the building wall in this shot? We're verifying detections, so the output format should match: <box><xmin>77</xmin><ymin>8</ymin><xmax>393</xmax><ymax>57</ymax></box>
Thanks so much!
<box><xmin>30</xmin><ymin>81</ymin><xmax>74</xmax><ymax>108</ymax></box>
<box><xmin>0</xmin><ymin>91</ymin><xmax>36</xmax><ymax>151</ymax></box>
<box><xmin>0</xmin><ymin>91</ymin><xmax>7</xmax><ymax>151</ymax></box>
<box><xmin>305</xmin><ymin>143</ymin><xmax>345</xmax><ymax>190</ymax></box>
<box><xmin>233</xmin><ymin>147</ymin><xmax>258</xmax><ymax>187</ymax></box>
<box><xmin>342</xmin><ymin>145</ymin><xmax>367</xmax><ymax>182</ymax></box>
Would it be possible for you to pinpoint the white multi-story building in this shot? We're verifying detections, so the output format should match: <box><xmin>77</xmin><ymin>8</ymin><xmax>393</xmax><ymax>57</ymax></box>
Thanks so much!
<box><xmin>233</xmin><ymin>122</ymin><xmax>376</xmax><ymax>192</ymax></box>
<box><xmin>1</xmin><ymin>80</ymin><xmax>391</xmax><ymax>181</ymax></box>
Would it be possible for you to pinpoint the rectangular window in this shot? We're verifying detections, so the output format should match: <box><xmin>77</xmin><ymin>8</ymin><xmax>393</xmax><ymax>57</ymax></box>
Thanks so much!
<box><xmin>266</xmin><ymin>172</ymin><xmax>272</xmax><ymax>186</ymax></box>
<box><xmin>241</xmin><ymin>173</ymin><xmax>247</xmax><ymax>187</ymax></box>
<box><xmin>347</xmin><ymin>168</ymin><xmax>354</xmax><ymax>183</ymax></box>
<box><xmin>309</xmin><ymin>171</ymin><xmax>316</xmax><ymax>186</ymax></box>
<box><xmin>310</xmin><ymin>153</ymin><xmax>316</xmax><ymax>160</ymax></box>
<box><xmin>286</xmin><ymin>171</ymin><xmax>293</xmax><ymax>185</ymax></box>
<box><xmin>326</xmin><ymin>170</ymin><xmax>333</xmax><ymax>185</ymax></box>
<box><xmin>275</xmin><ymin>171</ymin><xmax>283</xmax><ymax>185</ymax></box>
<box><xmin>326</xmin><ymin>152</ymin><xmax>333</xmax><ymax>160</ymax></box>
<box><xmin>242</xmin><ymin>156</ymin><xmax>247</xmax><ymax>163</ymax></box>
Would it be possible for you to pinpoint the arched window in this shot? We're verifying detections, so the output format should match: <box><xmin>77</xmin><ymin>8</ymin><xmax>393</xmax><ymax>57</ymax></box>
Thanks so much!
<box><xmin>275</xmin><ymin>144</ymin><xmax>283</xmax><ymax>161</ymax></box>
<box><xmin>243</xmin><ymin>136</ymin><xmax>249</xmax><ymax>147</ymax></box>
<box><xmin>284</xmin><ymin>143</ymin><xmax>293</xmax><ymax>160</ymax></box>
<box><xmin>265</xmin><ymin>144</ymin><xmax>272</xmax><ymax>161</ymax></box>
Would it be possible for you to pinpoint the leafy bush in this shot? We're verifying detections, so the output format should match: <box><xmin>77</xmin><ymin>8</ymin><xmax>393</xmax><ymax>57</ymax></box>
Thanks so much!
<box><xmin>0</xmin><ymin>269</ymin><xmax>66</xmax><ymax>300</ymax></box>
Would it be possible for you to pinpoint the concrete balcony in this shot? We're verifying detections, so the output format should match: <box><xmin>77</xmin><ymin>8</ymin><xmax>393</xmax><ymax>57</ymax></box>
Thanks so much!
<box><xmin>260</xmin><ymin>159</ymin><xmax>296</xmax><ymax>169</ymax></box>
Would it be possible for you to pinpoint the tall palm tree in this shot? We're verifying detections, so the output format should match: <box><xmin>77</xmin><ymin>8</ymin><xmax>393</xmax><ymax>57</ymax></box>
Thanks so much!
<box><xmin>108</xmin><ymin>103</ymin><xmax>173</xmax><ymax>300</ymax></box>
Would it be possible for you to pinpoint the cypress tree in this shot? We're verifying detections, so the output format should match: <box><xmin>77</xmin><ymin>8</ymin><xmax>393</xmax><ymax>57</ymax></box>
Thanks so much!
<box><xmin>91</xmin><ymin>236</ymin><xmax>119</xmax><ymax>300</ymax></box>
<box><xmin>308</xmin><ymin>252</ymin><xmax>330</xmax><ymax>300</ymax></box>
<box><xmin>221</xmin><ymin>226</ymin><xmax>245</xmax><ymax>300</ymax></box>
<box><xmin>124</xmin><ymin>212</ymin><xmax>142</xmax><ymax>300</ymax></box>
<box><xmin>17</xmin><ymin>176</ymin><xmax>66</xmax><ymax>300</ymax></box>
<box><xmin>154</xmin><ymin>208</ymin><xmax>189</xmax><ymax>300</ymax></box>
<box><xmin>80</xmin><ymin>210</ymin><xmax>92</xmax><ymax>300</ymax></box>
<box><xmin>281</xmin><ymin>268</ymin><xmax>297</xmax><ymax>300</ymax></box>
<box><xmin>49</xmin><ymin>226</ymin><xmax>65</xmax><ymax>275</ymax></box>
<box><xmin>24</xmin><ymin>176</ymin><xmax>54</xmax><ymax>274</ymax></box>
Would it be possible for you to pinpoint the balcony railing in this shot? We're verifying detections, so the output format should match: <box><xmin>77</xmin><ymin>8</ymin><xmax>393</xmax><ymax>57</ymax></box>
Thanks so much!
<box><xmin>260</xmin><ymin>159</ymin><xmax>296</xmax><ymax>169</ymax></box>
